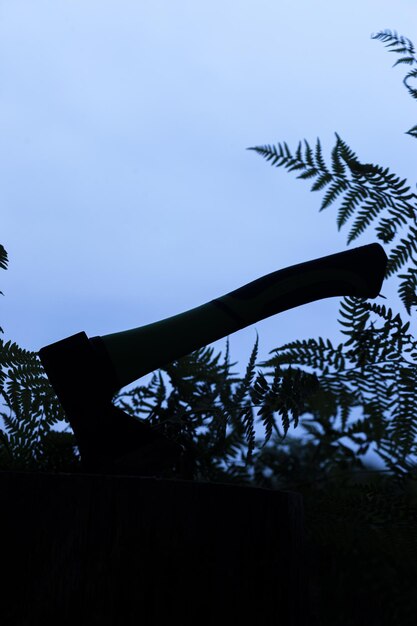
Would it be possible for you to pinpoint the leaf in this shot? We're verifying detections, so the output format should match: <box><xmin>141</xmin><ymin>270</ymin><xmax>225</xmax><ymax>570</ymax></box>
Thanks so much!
<box><xmin>0</xmin><ymin>245</ymin><xmax>8</xmax><ymax>271</ymax></box>
<box><xmin>406</xmin><ymin>125</ymin><xmax>417</xmax><ymax>138</ymax></box>
<box><xmin>393</xmin><ymin>57</ymin><xmax>415</xmax><ymax>66</ymax></box>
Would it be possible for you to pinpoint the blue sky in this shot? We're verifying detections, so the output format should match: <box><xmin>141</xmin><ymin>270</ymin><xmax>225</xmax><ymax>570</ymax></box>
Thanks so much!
<box><xmin>1</xmin><ymin>2</ymin><xmax>417</xmax><ymax>461</ymax></box>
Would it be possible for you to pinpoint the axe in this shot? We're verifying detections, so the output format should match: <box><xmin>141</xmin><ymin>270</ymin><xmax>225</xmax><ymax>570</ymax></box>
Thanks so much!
<box><xmin>38</xmin><ymin>242</ymin><xmax>387</xmax><ymax>476</ymax></box>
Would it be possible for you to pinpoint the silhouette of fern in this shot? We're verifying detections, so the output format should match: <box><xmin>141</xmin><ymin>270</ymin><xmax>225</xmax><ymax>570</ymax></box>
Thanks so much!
<box><xmin>372</xmin><ymin>29</ymin><xmax>417</xmax><ymax>105</ymax></box>
<box><xmin>0</xmin><ymin>244</ymin><xmax>7</xmax><ymax>272</ymax></box>
<box><xmin>1</xmin><ymin>28</ymin><xmax>416</xmax><ymax>625</ymax></box>
<box><xmin>247</xmin><ymin>35</ymin><xmax>417</xmax><ymax>617</ymax></box>
<box><xmin>2</xmin><ymin>30</ymin><xmax>417</xmax><ymax>487</ymax></box>
<box><xmin>114</xmin><ymin>339</ymin><xmax>261</xmax><ymax>479</ymax></box>
<box><xmin>249</xmin><ymin>31</ymin><xmax>417</xmax><ymax>315</ymax></box>
<box><xmin>249</xmin><ymin>135</ymin><xmax>417</xmax><ymax>313</ymax></box>
<box><xmin>250</xmin><ymin>367</ymin><xmax>320</xmax><ymax>444</ymax></box>
<box><xmin>232</xmin><ymin>334</ymin><xmax>259</xmax><ymax>460</ymax></box>
<box><xmin>0</xmin><ymin>338</ymin><xmax>71</xmax><ymax>470</ymax></box>
<box><xmin>0</xmin><ymin>244</ymin><xmax>8</xmax><ymax>333</ymax></box>
<box><xmin>259</xmin><ymin>295</ymin><xmax>417</xmax><ymax>477</ymax></box>
<box><xmin>2</xmin><ymin>29</ymin><xmax>417</xmax><ymax>623</ymax></box>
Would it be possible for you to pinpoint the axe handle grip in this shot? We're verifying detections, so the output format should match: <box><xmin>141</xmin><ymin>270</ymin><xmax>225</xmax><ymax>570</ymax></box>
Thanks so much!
<box><xmin>101</xmin><ymin>243</ymin><xmax>387</xmax><ymax>386</ymax></box>
<box><xmin>213</xmin><ymin>242</ymin><xmax>387</xmax><ymax>327</ymax></box>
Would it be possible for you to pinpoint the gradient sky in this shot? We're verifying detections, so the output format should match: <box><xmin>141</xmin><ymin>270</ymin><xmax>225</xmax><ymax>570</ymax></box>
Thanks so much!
<box><xmin>1</xmin><ymin>2</ymin><xmax>417</xmax><ymax>460</ymax></box>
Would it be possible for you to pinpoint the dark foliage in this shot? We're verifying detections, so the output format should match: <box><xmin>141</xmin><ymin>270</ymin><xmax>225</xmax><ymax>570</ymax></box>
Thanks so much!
<box><xmin>1</xmin><ymin>29</ymin><xmax>417</xmax><ymax>625</ymax></box>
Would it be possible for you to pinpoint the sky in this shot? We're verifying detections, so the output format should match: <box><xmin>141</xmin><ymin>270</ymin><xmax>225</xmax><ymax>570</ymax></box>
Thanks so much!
<box><xmin>1</xmin><ymin>1</ymin><xmax>417</xmax><ymax>463</ymax></box>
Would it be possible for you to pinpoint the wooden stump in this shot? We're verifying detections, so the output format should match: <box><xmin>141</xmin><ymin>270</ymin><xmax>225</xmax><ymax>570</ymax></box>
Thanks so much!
<box><xmin>0</xmin><ymin>471</ymin><xmax>309</xmax><ymax>625</ymax></box>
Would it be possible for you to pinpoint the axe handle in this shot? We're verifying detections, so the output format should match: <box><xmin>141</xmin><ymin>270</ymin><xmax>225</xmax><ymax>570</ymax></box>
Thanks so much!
<box><xmin>101</xmin><ymin>243</ymin><xmax>387</xmax><ymax>387</ymax></box>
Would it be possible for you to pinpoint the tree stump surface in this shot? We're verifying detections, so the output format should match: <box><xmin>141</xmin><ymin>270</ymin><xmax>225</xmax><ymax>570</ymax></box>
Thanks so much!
<box><xmin>0</xmin><ymin>470</ymin><xmax>309</xmax><ymax>625</ymax></box>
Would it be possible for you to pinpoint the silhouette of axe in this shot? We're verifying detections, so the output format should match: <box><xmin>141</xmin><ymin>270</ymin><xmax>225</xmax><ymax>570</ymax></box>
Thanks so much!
<box><xmin>38</xmin><ymin>243</ymin><xmax>387</xmax><ymax>476</ymax></box>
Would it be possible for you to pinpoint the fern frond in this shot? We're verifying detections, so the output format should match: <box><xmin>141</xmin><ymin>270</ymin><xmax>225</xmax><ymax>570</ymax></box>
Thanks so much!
<box><xmin>346</xmin><ymin>199</ymin><xmax>383</xmax><ymax>243</ymax></box>
<box><xmin>255</xmin><ymin>368</ymin><xmax>283</xmax><ymax>442</ymax></box>
<box><xmin>311</xmin><ymin>172</ymin><xmax>332</xmax><ymax>192</ymax></box>
<box><xmin>393</xmin><ymin>57</ymin><xmax>415</xmax><ymax>66</ymax></box>
<box><xmin>406</xmin><ymin>124</ymin><xmax>417</xmax><ymax>138</ymax></box>
<box><xmin>375</xmin><ymin>215</ymin><xmax>402</xmax><ymax>243</ymax></box>
<box><xmin>261</xmin><ymin>336</ymin><xmax>347</xmax><ymax>374</ymax></box>
<box><xmin>336</xmin><ymin>185</ymin><xmax>369</xmax><ymax>229</ymax></box>
<box><xmin>404</xmin><ymin>67</ymin><xmax>417</xmax><ymax>99</ymax></box>
<box><xmin>371</xmin><ymin>30</ymin><xmax>415</xmax><ymax>58</ymax></box>
<box><xmin>372</xmin><ymin>31</ymin><xmax>417</xmax><ymax>102</ymax></box>
<box><xmin>397</xmin><ymin>266</ymin><xmax>417</xmax><ymax>314</ymax></box>
<box><xmin>386</xmin><ymin>226</ymin><xmax>417</xmax><ymax>276</ymax></box>
<box><xmin>338</xmin><ymin>296</ymin><xmax>370</xmax><ymax>341</ymax></box>
<box><xmin>232</xmin><ymin>334</ymin><xmax>259</xmax><ymax>407</ymax></box>
<box><xmin>240</xmin><ymin>404</ymin><xmax>256</xmax><ymax>460</ymax></box>
<box><xmin>250</xmin><ymin>134</ymin><xmax>417</xmax><ymax>266</ymax></box>
<box><xmin>0</xmin><ymin>245</ymin><xmax>8</xmax><ymax>271</ymax></box>
<box><xmin>320</xmin><ymin>179</ymin><xmax>349</xmax><ymax>211</ymax></box>
<box><xmin>331</xmin><ymin>142</ymin><xmax>346</xmax><ymax>176</ymax></box>
<box><xmin>387</xmin><ymin>366</ymin><xmax>417</xmax><ymax>458</ymax></box>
